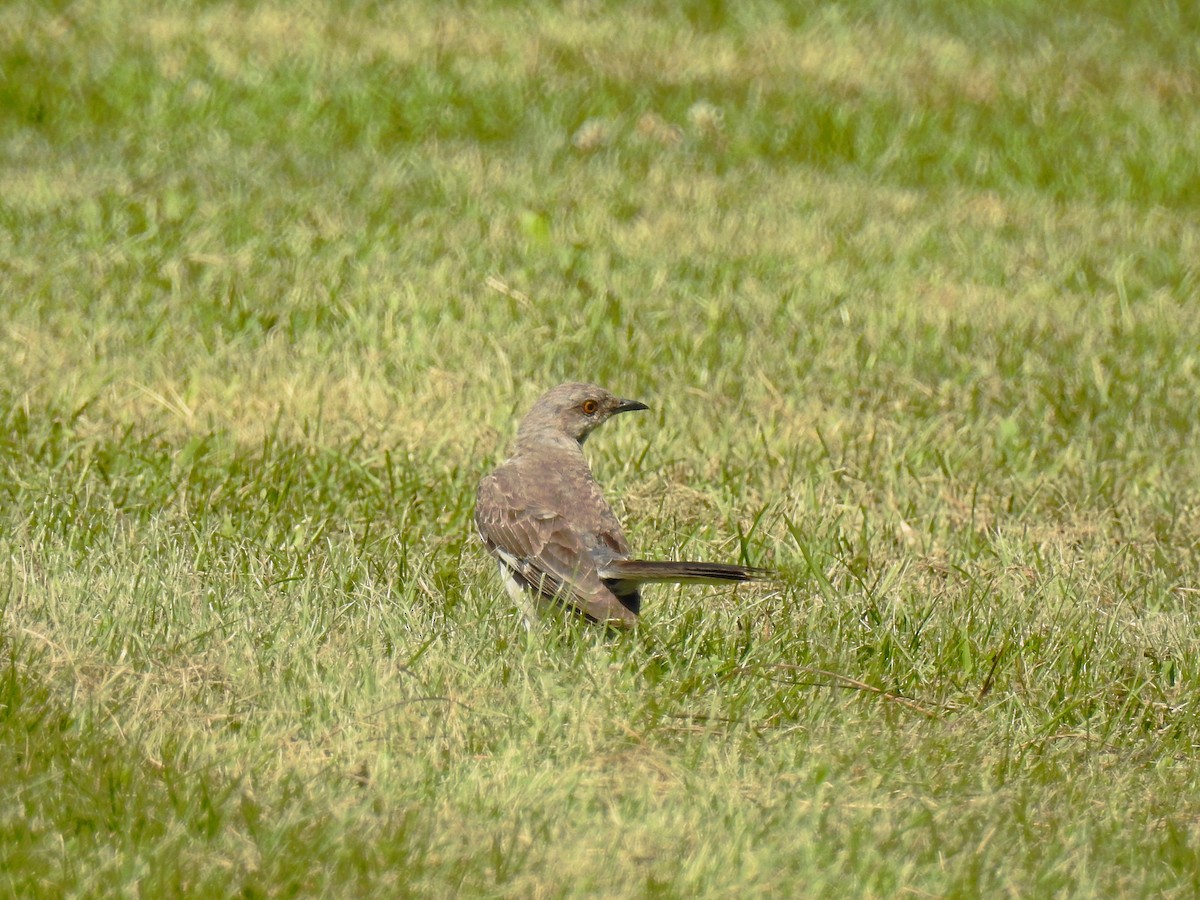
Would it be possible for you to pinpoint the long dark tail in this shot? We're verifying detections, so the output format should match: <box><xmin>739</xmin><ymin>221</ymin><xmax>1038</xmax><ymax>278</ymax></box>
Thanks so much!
<box><xmin>599</xmin><ymin>560</ymin><xmax>771</xmax><ymax>585</ymax></box>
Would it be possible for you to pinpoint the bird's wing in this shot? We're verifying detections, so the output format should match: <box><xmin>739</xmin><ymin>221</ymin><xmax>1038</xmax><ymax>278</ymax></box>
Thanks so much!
<box><xmin>475</xmin><ymin>475</ymin><xmax>638</xmax><ymax>626</ymax></box>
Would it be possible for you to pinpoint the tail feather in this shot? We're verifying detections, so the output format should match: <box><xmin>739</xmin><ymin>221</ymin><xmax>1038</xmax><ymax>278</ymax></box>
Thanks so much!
<box><xmin>599</xmin><ymin>559</ymin><xmax>771</xmax><ymax>586</ymax></box>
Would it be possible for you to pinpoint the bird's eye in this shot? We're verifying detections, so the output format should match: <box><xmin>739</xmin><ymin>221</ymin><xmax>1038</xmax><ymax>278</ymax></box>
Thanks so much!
<box><xmin>581</xmin><ymin>399</ymin><xmax>599</xmax><ymax>415</ymax></box>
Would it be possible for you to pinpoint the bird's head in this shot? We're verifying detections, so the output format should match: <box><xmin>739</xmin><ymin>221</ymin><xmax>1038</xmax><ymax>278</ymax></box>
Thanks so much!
<box><xmin>516</xmin><ymin>382</ymin><xmax>649</xmax><ymax>446</ymax></box>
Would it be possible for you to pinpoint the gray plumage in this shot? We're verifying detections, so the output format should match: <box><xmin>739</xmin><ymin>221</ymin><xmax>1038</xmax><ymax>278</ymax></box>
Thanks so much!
<box><xmin>475</xmin><ymin>382</ymin><xmax>768</xmax><ymax>627</ymax></box>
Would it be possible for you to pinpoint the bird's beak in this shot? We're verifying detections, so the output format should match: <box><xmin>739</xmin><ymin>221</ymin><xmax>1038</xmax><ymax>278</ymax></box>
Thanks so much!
<box><xmin>615</xmin><ymin>398</ymin><xmax>650</xmax><ymax>414</ymax></box>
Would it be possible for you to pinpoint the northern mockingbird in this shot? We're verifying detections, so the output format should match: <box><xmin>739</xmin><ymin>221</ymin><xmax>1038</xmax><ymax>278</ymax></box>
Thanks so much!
<box><xmin>475</xmin><ymin>382</ymin><xmax>768</xmax><ymax>627</ymax></box>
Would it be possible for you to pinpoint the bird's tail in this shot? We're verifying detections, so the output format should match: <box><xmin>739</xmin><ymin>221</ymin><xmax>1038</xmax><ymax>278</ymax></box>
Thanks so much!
<box><xmin>599</xmin><ymin>559</ymin><xmax>771</xmax><ymax>585</ymax></box>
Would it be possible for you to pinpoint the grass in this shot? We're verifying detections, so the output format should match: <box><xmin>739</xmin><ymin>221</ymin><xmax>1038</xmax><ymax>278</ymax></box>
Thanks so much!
<box><xmin>2</xmin><ymin>0</ymin><xmax>1200</xmax><ymax>895</ymax></box>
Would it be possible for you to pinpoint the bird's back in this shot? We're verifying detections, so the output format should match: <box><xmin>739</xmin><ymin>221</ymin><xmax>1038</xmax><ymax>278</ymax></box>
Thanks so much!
<box><xmin>479</xmin><ymin>442</ymin><xmax>630</xmax><ymax>561</ymax></box>
<box><xmin>475</xmin><ymin>442</ymin><xmax>643</xmax><ymax>622</ymax></box>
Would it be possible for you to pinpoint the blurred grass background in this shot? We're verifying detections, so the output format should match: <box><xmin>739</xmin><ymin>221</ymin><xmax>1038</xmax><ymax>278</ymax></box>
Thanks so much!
<box><xmin>2</xmin><ymin>1</ymin><xmax>1199</xmax><ymax>895</ymax></box>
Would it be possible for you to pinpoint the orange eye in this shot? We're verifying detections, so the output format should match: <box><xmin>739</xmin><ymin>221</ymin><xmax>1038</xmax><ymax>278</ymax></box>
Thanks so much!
<box><xmin>581</xmin><ymin>399</ymin><xmax>599</xmax><ymax>415</ymax></box>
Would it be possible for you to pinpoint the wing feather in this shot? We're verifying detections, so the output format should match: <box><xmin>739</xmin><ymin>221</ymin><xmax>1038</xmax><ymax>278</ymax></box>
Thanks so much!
<box><xmin>475</xmin><ymin>473</ymin><xmax>637</xmax><ymax>626</ymax></box>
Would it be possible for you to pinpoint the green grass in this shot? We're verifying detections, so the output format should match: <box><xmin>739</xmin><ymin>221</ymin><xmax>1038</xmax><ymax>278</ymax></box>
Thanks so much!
<box><xmin>3</xmin><ymin>0</ymin><xmax>1200</xmax><ymax>895</ymax></box>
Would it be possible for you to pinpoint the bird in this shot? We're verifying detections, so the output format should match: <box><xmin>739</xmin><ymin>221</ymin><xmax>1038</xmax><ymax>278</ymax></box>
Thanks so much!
<box><xmin>475</xmin><ymin>382</ymin><xmax>769</xmax><ymax>627</ymax></box>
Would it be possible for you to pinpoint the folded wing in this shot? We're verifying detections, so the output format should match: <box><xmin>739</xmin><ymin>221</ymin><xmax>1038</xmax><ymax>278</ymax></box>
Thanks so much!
<box><xmin>475</xmin><ymin>475</ymin><xmax>638</xmax><ymax>626</ymax></box>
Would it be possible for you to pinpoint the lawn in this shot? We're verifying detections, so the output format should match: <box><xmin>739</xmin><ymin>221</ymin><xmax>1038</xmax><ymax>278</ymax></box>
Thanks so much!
<box><xmin>2</xmin><ymin>0</ymin><xmax>1199</xmax><ymax>895</ymax></box>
